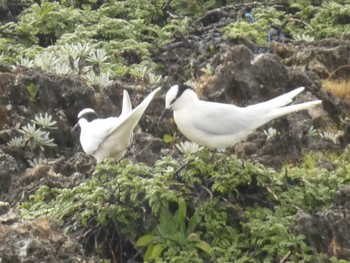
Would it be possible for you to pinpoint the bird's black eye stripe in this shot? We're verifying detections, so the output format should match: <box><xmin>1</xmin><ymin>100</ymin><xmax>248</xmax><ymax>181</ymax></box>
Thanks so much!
<box><xmin>79</xmin><ymin>112</ymin><xmax>99</xmax><ymax>122</ymax></box>
<box><xmin>170</xmin><ymin>97</ymin><xmax>177</xmax><ymax>105</ymax></box>
<box><xmin>170</xmin><ymin>84</ymin><xmax>193</xmax><ymax>105</ymax></box>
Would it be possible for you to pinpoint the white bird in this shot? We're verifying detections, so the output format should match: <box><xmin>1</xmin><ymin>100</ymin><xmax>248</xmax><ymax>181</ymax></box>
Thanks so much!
<box><xmin>74</xmin><ymin>87</ymin><xmax>161</xmax><ymax>162</ymax></box>
<box><xmin>159</xmin><ymin>84</ymin><xmax>322</xmax><ymax>150</ymax></box>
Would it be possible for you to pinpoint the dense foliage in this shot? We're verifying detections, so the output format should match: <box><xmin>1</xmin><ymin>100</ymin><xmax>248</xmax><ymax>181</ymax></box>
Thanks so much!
<box><xmin>21</xmin><ymin>150</ymin><xmax>350</xmax><ymax>262</ymax></box>
<box><xmin>0</xmin><ymin>0</ymin><xmax>349</xmax><ymax>83</ymax></box>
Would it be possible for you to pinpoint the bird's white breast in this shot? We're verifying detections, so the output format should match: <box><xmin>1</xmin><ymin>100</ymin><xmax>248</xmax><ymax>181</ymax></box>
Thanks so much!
<box><xmin>173</xmin><ymin>101</ymin><xmax>257</xmax><ymax>150</ymax></box>
<box><xmin>79</xmin><ymin>117</ymin><xmax>122</xmax><ymax>156</ymax></box>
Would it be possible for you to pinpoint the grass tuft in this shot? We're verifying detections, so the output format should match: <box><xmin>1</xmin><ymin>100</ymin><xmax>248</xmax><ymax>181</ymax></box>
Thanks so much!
<box><xmin>322</xmin><ymin>79</ymin><xmax>350</xmax><ymax>102</ymax></box>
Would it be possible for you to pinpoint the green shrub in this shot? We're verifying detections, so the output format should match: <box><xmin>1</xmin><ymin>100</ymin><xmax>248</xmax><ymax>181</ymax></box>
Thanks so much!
<box><xmin>20</xmin><ymin>150</ymin><xmax>350</xmax><ymax>261</ymax></box>
<box><xmin>311</xmin><ymin>2</ymin><xmax>350</xmax><ymax>38</ymax></box>
<box><xmin>16</xmin><ymin>2</ymin><xmax>82</xmax><ymax>46</ymax></box>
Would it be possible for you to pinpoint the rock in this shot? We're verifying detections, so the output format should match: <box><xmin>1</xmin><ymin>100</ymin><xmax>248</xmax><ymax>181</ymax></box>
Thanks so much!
<box><xmin>307</xmin><ymin>60</ymin><xmax>330</xmax><ymax>79</ymax></box>
<box><xmin>0</xmin><ymin>201</ymin><xmax>18</xmax><ymax>224</ymax></box>
<box><xmin>0</xmin><ymin>149</ymin><xmax>19</xmax><ymax>197</ymax></box>
<box><xmin>0</xmin><ymin>216</ymin><xmax>89</xmax><ymax>262</ymax></box>
<box><xmin>198</xmin><ymin>45</ymin><xmax>305</xmax><ymax>106</ymax></box>
<box><xmin>65</xmin><ymin>153</ymin><xmax>96</xmax><ymax>177</ymax></box>
<box><xmin>128</xmin><ymin>132</ymin><xmax>164</xmax><ymax>164</ymax></box>
<box><xmin>275</xmin><ymin>39</ymin><xmax>350</xmax><ymax>75</ymax></box>
<box><xmin>295</xmin><ymin>186</ymin><xmax>350</xmax><ymax>259</ymax></box>
<box><xmin>4</xmin><ymin>154</ymin><xmax>97</xmax><ymax>205</ymax></box>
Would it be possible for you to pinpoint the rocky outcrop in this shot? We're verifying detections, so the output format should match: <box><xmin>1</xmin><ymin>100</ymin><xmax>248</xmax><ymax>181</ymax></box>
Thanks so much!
<box><xmin>0</xmin><ymin>202</ymin><xmax>91</xmax><ymax>262</ymax></box>
<box><xmin>295</xmin><ymin>186</ymin><xmax>350</xmax><ymax>259</ymax></box>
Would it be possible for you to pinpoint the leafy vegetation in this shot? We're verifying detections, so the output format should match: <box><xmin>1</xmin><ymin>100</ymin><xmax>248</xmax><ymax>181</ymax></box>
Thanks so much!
<box><xmin>223</xmin><ymin>0</ymin><xmax>350</xmax><ymax>45</ymax></box>
<box><xmin>1</xmin><ymin>0</ymin><xmax>349</xmax><ymax>81</ymax></box>
<box><xmin>136</xmin><ymin>197</ymin><xmax>212</xmax><ymax>261</ymax></box>
<box><xmin>7</xmin><ymin>113</ymin><xmax>57</xmax><ymax>165</ymax></box>
<box><xmin>20</xmin><ymin>150</ymin><xmax>350</xmax><ymax>261</ymax></box>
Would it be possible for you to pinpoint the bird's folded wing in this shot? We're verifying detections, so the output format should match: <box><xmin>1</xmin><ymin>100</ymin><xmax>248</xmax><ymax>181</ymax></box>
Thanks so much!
<box><xmin>81</xmin><ymin>117</ymin><xmax>121</xmax><ymax>155</ymax></box>
<box><xmin>97</xmin><ymin>87</ymin><xmax>161</xmax><ymax>148</ymax></box>
<box><xmin>192</xmin><ymin>106</ymin><xmax>252</xmax><ymax>136</ymax></box>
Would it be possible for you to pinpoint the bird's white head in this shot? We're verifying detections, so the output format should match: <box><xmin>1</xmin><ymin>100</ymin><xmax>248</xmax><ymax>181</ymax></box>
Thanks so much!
<box><xmin>72</xmin><ymin>108</ymin><xmax>99</xmax><ymax>132</ymax></box>
<box><xmin>165</xmin><ymin>84</ymin><xmax>197</xmax><ymax>110</ymax></box>
<box><xmin>77</xmin><ymin>108</ymin><xmax>99</xmax><ymax>122</ymax></box>
<box><xmin>157</xmin><ymin>84</ymin><xmax>196</xmax><ymax>129</ymax></box>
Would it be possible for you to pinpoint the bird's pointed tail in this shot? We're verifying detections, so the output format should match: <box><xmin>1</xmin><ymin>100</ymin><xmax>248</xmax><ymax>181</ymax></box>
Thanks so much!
<box><xmin>118</xmin><ymin>87</ymin><xmax>162</xmax><ymax>131</ymax></box>
<box><xmin>268</xmin><ymin>100</ymin><xmax>322</xmax><ymax>119</ymax></box>
<box><xmin>248</xmin><ymin>87</ymin><xmax>305</xmax><ymax>111</ymax></box>
<box><xmin>121</xmin><ymin>90</ymin><xmax>132</xmax><ymax>115</ymax></box>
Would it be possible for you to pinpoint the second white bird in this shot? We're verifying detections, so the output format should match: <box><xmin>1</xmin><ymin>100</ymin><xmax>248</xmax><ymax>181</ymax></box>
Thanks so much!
<box><xmin>160</xmin><ymin>84</ymin><xmax>322</xmax><ymax>150</ymax></box>
<box><xmin>75</xmin><ymin>87</ymin><xmax>161</xmax><ymax>162</ymax></box>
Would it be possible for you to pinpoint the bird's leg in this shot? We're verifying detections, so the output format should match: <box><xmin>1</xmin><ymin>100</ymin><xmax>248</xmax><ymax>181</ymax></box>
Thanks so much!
<box><xmin>174</xmin><ymin>159</ymin><xmax>190</xmax><ymax>178</ymax></box>
<box><xmin>209</xmin><ymin>150</ymin><xmax>217</xmax><ymax>162</ymax></box>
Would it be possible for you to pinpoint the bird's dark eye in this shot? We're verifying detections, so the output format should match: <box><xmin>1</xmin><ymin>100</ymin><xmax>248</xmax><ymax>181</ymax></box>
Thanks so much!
<box><xmin>170</xmin><ymin>84</ymin><xmax>193</xmax><ymax>105</ymax></box>
<box><xmin>79</xmin><ymin>112</ymin><xmax>99</xmax><ymax>122</ymax></box>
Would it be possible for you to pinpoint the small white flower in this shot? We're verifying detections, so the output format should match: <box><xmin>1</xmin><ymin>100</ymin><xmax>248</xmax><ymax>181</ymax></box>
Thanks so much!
<box><xmin>84</xmin><ymin>71</ymin><xmax>113</xmax><ymax>88</ymax></box>
<box><xmin>263</xmin><ymin>127</ymin><xmax>279</xmax><ymax>141</ymax></box>
<box><xmin>28</xmin><ymin>157</ymin><xmax>47</xmax><ymax>168</ymax></box>
<box><xmin>12</xmin><ymin>57</ymin><xmax>34</xmax><ymax>69</ymax></box>
<box><xmin>319</xmin><ymin>131</ymin><xmax>338</xmax><ymax>145</ymax></box>
<box><xmin>294</xmin><ymin>33</ymin><xmax>315</xmax><ymax>42</ymax></box>
<box><xmin>73</xmin><ymin>42</ymin><xmax>92</xmax><ymax>58</ymax></box>
<box><xmin>87</xmin><ymin>49</ymin><xmax>108</xmax><ymax>64</ymax></box>
<box><xmin>52</xmin><ymin>62</ymin><xmax>73</xmax><ymax>75</ymax></box>
<box><xmin>176</xmin><ymin>141</ymin><xmax>201</xmax><ymax>156</ymax></box>
<box><xmin>147</xmin><ymin>72</ymin><xmax>162</xmax><ymax>85</ymax></box>
<box><xmin>200</xmin><ymin>63</ymin><xmax>214</xmax><ymax>75</ymax></box>
<box><xmin>34</xmin><ymin>52</ymin><xmax>59</xmax><ymax>71</ymax></box>
<box><xmin>307</xmin><ymin>125</ymin><xmax>318</xmax><ymax>137</ymax></box>
<box><xmin>31</xmin><ymin>113</ymin><xmax>57</xmax><ymax>129</ymax></box>
<box><xmin>7</xmin><ymin>137</ymin><xmax>25</xmax><ymax>148</ymax></box>
<box><xmin>184</xmin><ymin>79</ymin><xmax>197</xmax><ymax>88</ymax></box>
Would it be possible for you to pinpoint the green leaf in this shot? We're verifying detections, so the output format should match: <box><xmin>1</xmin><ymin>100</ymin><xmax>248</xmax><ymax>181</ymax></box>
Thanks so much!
<box><xmin>157</xmin><ymin>206</ymin><xmax>174</xmax><ymax>236</ymax></box>
<box><xmin>174</xmin><ymin>197</ymin><xmax>186</xmax><ymax>232</ymax></box>
<box><xmin>186</xmin><ymin>211</ymin><xmax>201</xmax><ymax>236</ymax></box>
<box><xmin>144</xmin><ymin>243</ymin><xmax>155</xmax><ymax>261</ymax></box>
<box><xmin>144</xmin><ymin>243</ymin><xmax>165</xmax><ymax>261</ymax></box>
<box><xmin>150</xmin><ymin>244</ymin><xmax>165</xmax><ymax>259</ymax></box>
<box><xmin>186</xmin><ymin>232</ymin><xmax>200</xmax><ymax>242</ymax></box>
<box><xmin>163</xmin><ymin>134</ymin><xmax>173</xmax><ymax>143</ymax></box>
<box><xmin>27</xmin><ymin>83</ymin><xmax>38</xmax><ymax>101</ymax></box>
<box><xmin>195</xmin><ymin>240</ymin><xmax>213</xmax><ymax>255</ymax></box>
<box><xmin>136</xmin><ymin>234</ymin><xmax>156</xmax><ymax>247</ymax></box>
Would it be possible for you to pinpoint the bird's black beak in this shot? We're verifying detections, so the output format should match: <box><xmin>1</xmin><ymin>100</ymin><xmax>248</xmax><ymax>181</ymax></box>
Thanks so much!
<box><xmin>71</xmin><ymin>122</ymin><xmax>80</xmax><ymax>133</ymax></box>
<box><xmin>157</xmin><ymin>108</ymin><xmax>168</xmax><ymax>130</ymax></box>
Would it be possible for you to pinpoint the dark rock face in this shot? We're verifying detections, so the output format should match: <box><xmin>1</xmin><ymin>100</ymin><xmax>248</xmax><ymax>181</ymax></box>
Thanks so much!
<box><xmin>0</xmin><ymin>149</ymin><xmax>19</xmax><ymax>196</ymax></box>
<box><xmin>295</xmin><ymin>186</ymin><xmax>350</xmax><ymax>259</ymax></box>
<box><xmin>127</xmin><ymin>132</ymin><xmax>165</xmax><ymax>165</ymax></box>
<box><xmin>0</xmin><ymin>212</ymin><xmax>89</xmax><ymax>262</ymax></box>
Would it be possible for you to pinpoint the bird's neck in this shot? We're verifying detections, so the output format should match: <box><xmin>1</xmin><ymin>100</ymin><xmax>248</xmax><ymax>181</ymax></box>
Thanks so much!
<box><xmin>173</xmin><ymin>89</ymin><xmax>198</xmax><ymax>111</ymax></box>
<box><xmin>78</xmin><ymin>118</ymin><xmax>90</xmax><ymax>129</ymax></box>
